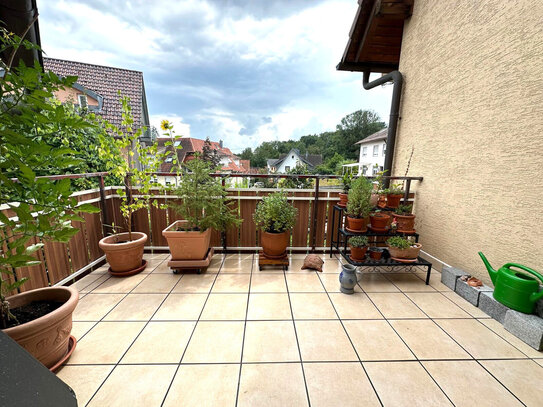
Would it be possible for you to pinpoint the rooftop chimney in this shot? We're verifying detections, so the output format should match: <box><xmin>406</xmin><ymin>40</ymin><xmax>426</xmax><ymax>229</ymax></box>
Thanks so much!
<box><xmin>219</xmin><ymin>139</ymin><xmax>223</xmax><ymax>148</ymax></box>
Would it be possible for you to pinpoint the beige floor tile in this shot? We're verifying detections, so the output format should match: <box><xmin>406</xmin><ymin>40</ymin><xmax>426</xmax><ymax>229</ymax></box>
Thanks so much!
<box><xmin>424</xmin><ymin>360</ymin><xmax>522</xmax><ymax>407</ymax></box>
<box><xmin>243</xmin><ymin>321</ymin><xmax>299</xmax><ymax>362</ymax></box>
<box><xmin>121</xmin><ymin>321</ymin><xmax>195</xmax><ymax>363</ymax></box>
<box><xmin>367</xmin><ymin>293</ymin><xmax>427</xmax><ymax>319</ymax></box>
<box><xmin>104</xmin><ymin>293</ymin><xmax>166</xmax><ymax>321</ymax></box>
<box><xmin>480</xmin><ymin>360</ymin><xmax>543</xmax><ymax>407</ymax></box>
<box><xmin>286</xmin><ymin>273</ymin><xmax>325</xmax><ymax>292</ymax></box>
<box><xmin>201</xmin><ymin>293</ymin><xmax>248</xmax><ymax>320</ymax></box>
<box><xmin>321</xmin><ymin>260</ymin><xmax>345</xmax><ymax>273</ymax></box>
<box><xmin>250</xmin><ymin>273</ymin><xmax>287</xmax><ymax>292</ymax></box>
<box><xmin>286</xmin><ymin>259</ymin><xmax>313</xmax><ymax>272</ymax></box>
<box><xmin>91</xmin><ymin>265</ymin><xmax>109</xmax><ymax>274</ymax></box>
<box><xmin>344</xmin><ymin>320</ymin><xmax>415</xmax><ymax>361</ymax></box>
<box><xmin>238</xmin><ymin>363</ymin><xmax>308</xmax><ymax>407</ymax></box>
<box><xmin>152</xmin><ymin>294</ymin><xmax>207</xmax><ymax>320</ymax></box>
<box><xmin>365</xmin><ymin>361</ymin><xmax>452</xmax><ymax>406</ymax></box>
<box><xmin>73</xmin><ymin>293</ymin><xmax>125</xmax><ymax>321</ymax></box>
<box><xmin>56</xmin><ymin>365</ymin><xmax>113</xmax><ymax>406</ymax></box>
<box><xmin>143</xmin><ymin>252</ymin><xmax>169</xmax><ymax>260</ymax></box>
<box><xmin>205</xmin><ymin>255</ymin><xmax>224</xmax><ymax>272</ymax></box>
<box><xmin>479</xmin><ymin>318</ymin><xmax>543</xmax><ymax>358</ymax></box>
<box><xmin>71</xmin><ymin>273</ymin><xmax>107</xmax><ymax>292</ymax></box>
<box><xmin>92</xmin><ymin>274</ymin><xmax>147</xmax><ymax>293</ymax></box>
<box><xmin>383</xmin><ymin>273</ymin><xmax>436</xmax><ymax>292</ymax></box>
<box><xmin>442</xmin><ymin>291</ymin><xmax>490</xmax><ymax>318</ymax></box>
<box><xmin>132</xmin><ymin>273</ymin><xmax>182</xmax><ymax>293</ymax></box>
<box><xmin>318</xmin><ymin>272</ymin><xmax>364</xmax><ymax>293</ymax></box>
<box><xmin>212</xmin><ymin>273</ymin><xmax>251</xmax><ymax>293</ymax></box>
<box><xmin>328</xmin><ymin>292</ymin><xmax>382</xmax><ymax>319</ymax></box>
<box><xmin>79</xmin><ymin>274</ymin><xmax>110</xmax><ymax>293</ymax></box>
<box><xmin>296</xmin><ymin>320</ymin><xmax>358</xmax><ymax>361</ymax></box>
<box><xmin>88</xmin><ymin>365</ymin><xmax>176</xmax><ymax>407</ymax></box>
<box><xmin>304</xmin><ymin>362</ymin><xmax>380</xmax><ymax>407</ymax></box>
<box><xmin>182</xmin><ymin>321</ymin><xmax>244</xmax><ymax>363</ymax></box>
<box><xmin>415</xmin><ymin>272</ymin><xmax>452</xmax><ymax>291</ymax></box>
<box><xmin>142</xmin><ymin>257</ymin><xmax>166</xmax><ymax>272</ymax></box>
<box><xmin>225</xmin><ymin>253</ymin><xmax>253</xmax><ymax>261</ymax></box>
<box><xmin>221</xmin><ymin>258</ymin><xmax>254</xmax><ymax>273</ymax></box>
<box><xmin>68</xmin><ymin>321</ymin><xmax>145</xmax><ymax>364</ymax></box>
<box><xmin>406</xmin><ymin>292</ymin><xmax>471</xmax><ymax>318</ymax></box>
<box><xmin>71</xmin><ymin>321</ymin><xmax>97</xmax><ymax>340</ymax></box>
<box><xmin>358</xmin><ymin>273</ymin><xmax>400</xmax><ymax>292</ymax></box>
<box><xmin>247</xmin><ymin>293</ymin><xmax>292</xmax><ymax>320</ymax></box>
<box><xmin>436</xmin><ymin>319</ymin><xmax>526</xmax><ymax>359</ymax></box>
<box><xmin>163</xmin><ymin>364</ymin><xmax>239</xmax><ymax>407</ymax></box>
<box><xmin>390</xmin><ymin>319</ymin><xmax>471</xmax><ymax>360</ymax></box>
<box><xmin>290</xmin><ymin>293</ymin><xmax>337</xmax><ymax>319</ymax></box>
<box><xmin>149</xmin><ymin>261</ymin><xmax>171</xmax><ymax>274</ymax></box>
<box><xmin>171</xmin><ymin>274</ymin><xmax>216</xmax><ymax>293</ymax></box>
<box><xmin>535</xmin><ymin>359</ymin><xmax>543</xmax><ymax>367</ymax></box>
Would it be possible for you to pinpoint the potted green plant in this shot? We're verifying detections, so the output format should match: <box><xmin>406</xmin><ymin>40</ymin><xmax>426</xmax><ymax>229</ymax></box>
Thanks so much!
<box><xmin>348</xmin><ymin>236</ymin><xmax>369</xmax><ymax>261</ymax></box>
<box><xmin>98</xmin><ymin>95</ymin><xmax>167</xmax><ymax>275</ymax></box>
<box><xmin>0</xmin><ymin>28</ymin><xmax>100</xmax><ymax>368</ymax></box>
<box><xmin>338</xmin><ymin>172</ymin><xmax>352</xmax><ymax>207</ymax></box>
<box><xmin>374</xmin><ymin>168</ymin><xmax>387</xmax><ymax>208</ymax></box>
<box><xmin>393</xmin><ymin>204</ymin><xmax>416</xmax><ymax>233</ymax></box>
<box><xmin>369</xmin><ymin>210</ymin><xmax>390</xmax><ymax>231</ymax></box>
<box><xmin>163</xmin><ymin>157</ymin><xmax>241</xmax><ymax>260</ymax></box>
<box><xmin>387</xmin><ymin>236</ymin><xmax>422</xmax><ymax>260</ymax></box>
<box><xmin>386</xmin><ymin>183</ymin><xmax>404</xmax><ymax>208</ymax></box>
<box><xmin>345</xmin><ymin>176</ymin><xmax>372</xmax><ymax>232</ymax></box>
<box><xmin>254</xmin><ymin>191</ymin><xmax>298</xmax><ymax>258</ymax></box>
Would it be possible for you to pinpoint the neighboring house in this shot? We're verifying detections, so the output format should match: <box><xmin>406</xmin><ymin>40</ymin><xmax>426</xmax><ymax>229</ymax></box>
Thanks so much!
<box><xmin>337</xmin><ymin>0</ymin><xmax>543</xmax><ymax>281</ymax></box>
<box><xmin>266</xmin><ymin>149</ymin><xmax>322</xmax><ymax>173</ymax></box>
<box><xmin>354</xmin><ymin>128</ymin><xmax>387</xmax><ymax>176</ymax></box>
<box><xmin>42</xmin><ymin>57</ymin><xmax>153</xmax><ymax>145</ymax></box>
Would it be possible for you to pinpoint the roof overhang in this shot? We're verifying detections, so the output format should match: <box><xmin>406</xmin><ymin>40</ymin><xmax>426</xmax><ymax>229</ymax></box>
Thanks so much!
<box><xmin>337</xmin><ymin>0</ymin><xmax>414</xmax><ymax>73</ymax></box>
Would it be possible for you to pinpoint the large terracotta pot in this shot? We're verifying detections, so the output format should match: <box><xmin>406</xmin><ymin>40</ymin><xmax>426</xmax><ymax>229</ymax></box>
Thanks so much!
<box><xmin>387</xmin><ymin>194</ymin><xmax>403</xmax><ymax>208</ymax></box>
<box><xmin>261</xmin><ymin>230</ymin><xmax>289</xmax><ymax>257</ymax></box>
<box><xmin>3</xmin><ymin>287</ymin><xmax>78</xmax><ymax>368</ymax></box>
<box><xmin>99</xmin><ymin>232</ymin><xmax>147</xmax><ymax>273</ymax></box>
<box><xmin>387</xmin><ymin>243</ymin><xmax>422</xmax><ymax>259</ymax></box>
<box><xmin>163</xmin><ymin>220</ymin><xmax>211</xmax><ymax>260</ymax></box>
<box><xmin>338</xmin><ymin>193</ymin><xmax>348</xmax><ymax>207</ymax></box>
<box><xmin>350</xmin><ymin>246</ymin><xmax>368</xmax><ymax>261</ymax></box>
<box><xmin>346</xmin><ymin>216</ymin><xmax>367</xmax><ymax>232</ymax></box>
<box><xmin>370</xmin><ymin>213</ymin><xmax>390</xmax><ymax>229</ymax></box>
<box><xmin>394</xmin><ymin>213</ymin><xmax>416</xmax><ymax>233</ymax></box>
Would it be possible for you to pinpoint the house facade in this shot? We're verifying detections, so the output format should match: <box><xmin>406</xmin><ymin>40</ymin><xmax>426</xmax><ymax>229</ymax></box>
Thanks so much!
<box><xmin>355</xmin><ymin>128</ymin><xmax>387</xmax><ymax>176</ymax></box>
<box><xmin>338</xmin><ymin>0</ymin><xmax>543</xmax><ymax>282</ymax></box>
<box><xmin>266</xmin><ymin>149</ymin><xmax>322</xmax><ymax>173</ymax></box>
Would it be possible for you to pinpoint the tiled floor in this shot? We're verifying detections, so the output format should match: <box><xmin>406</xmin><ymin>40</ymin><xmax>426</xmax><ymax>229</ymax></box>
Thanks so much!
<box><xmin>58</xmin><ymin>252</ymin><xmax>543</xmax><ymax>406</ymax></box>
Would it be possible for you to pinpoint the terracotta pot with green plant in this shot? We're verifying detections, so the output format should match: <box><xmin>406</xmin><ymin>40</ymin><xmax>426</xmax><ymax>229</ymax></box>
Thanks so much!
<box><xmin>338</xmin><ymin>172</ymin><xmax>352</xmax><ymax>208</ymax></box>
<box><xmin>369</xmin><ymin>210</ymin><xmax>390</xmax><ymax>230</ymax></box>
<box><xmin>98</xmin><ymin>95</ymin><xmax>168</xmax><ymax>275</ymax></box>
<box><xmin>345</xmin><ymin>176</ymin><xmax>372</xmax><ymax>232</ymax></box>
<box><xmin>254</xmin><ymin>191</ymin><xmax>298</xmax><ymax>258</ymax></box>
<box><xmin>348</xmin><ymin>236</ymin><xmax>369</xmax><ymax>261</ymax></box>
<box><xmin>393</xmin><ymin>204</ymin><xmax>416</xmax><ymax>233</ymax></box>
<box><xmin>163</xmin><ymin>156</ymin><xmax>241</xmax><ymax>261</ymax></box>
<box><xmin>0</xmin><ymin>28</ymin><xmax>101</xmax><ymax>368</ymax></box>
<box><xmin>387</xmin><ymin>236</ymin><xmax>422</xmax><ymax>260</ymax></box>
<box><xmin>385</xmin><ymin>183</ymin><xmax>404</xmax><ymax>209</ymax></box>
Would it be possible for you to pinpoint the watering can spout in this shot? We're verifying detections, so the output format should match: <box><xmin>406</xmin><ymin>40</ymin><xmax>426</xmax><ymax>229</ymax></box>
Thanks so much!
<box><xmin>478</xmin><ymin>252</ymin><xmax>497</xmax><ymax>285</ymax></box>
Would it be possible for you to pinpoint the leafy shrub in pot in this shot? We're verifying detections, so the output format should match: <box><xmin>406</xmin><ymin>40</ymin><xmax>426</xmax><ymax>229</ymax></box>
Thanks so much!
<box><xmin>385</xmin><ymin>184</ymin><xmax>405</xmax><ymax>208</ymax></box>
<box><xmin>393</xmin><ymin>204</ymin><xmax>416</xmax><ymax>233</ymax></box>
<box><xmin>386</xmin><ymin>236</ymin><xmax>422</xmax><ymax>259</ymax></box>
<box><xmin>348</xmin><ymin>236</ymin><xmax>369</xmax><ymax>261</ymax></box>
<box><xmin>346</xmin><ymin>176</ymin><xmax>372</xmax><ymax>232</ymax></box>
<box><xmin>338</xmin><ymin>172</ymin><xmax>352</xmax><ymax>207</ymax></box>
<box><xmin>369</xmin><ymin>211</ymin><xmax>390</xmax><ymax>230</ymax></box>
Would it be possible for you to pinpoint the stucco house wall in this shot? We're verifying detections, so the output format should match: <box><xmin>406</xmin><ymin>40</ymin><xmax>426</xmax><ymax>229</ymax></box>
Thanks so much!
<box><xmin>391</xmin><ymin>0</ymin><xmax>543</xmax><ymax>283</ymax></box>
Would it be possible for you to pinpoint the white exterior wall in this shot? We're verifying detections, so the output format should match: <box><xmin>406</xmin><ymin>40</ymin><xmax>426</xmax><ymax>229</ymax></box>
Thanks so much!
<box><xmin>276</xmin><ymin>153</ymin><xmax>301</xmax><ymax>173</ymax></box>
<box><xmin>357</xmin><ymin>140</ymin><xmax>386</xmax><ymax>175</ymax></box>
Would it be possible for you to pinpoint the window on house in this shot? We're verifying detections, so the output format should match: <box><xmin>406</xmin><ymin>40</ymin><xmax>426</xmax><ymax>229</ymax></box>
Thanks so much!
<box><xmin>382</xmin><ymin>143</ymin><xmax>386</xmax><ymax>156</ymax></box>
<box><xmin>78</xmin><ymin>94</ymin><xmax>88</xmax><ymax>108</ymax></box>
<box><xmin>362</xmin><ymin>166</ymin><xmax>367</xmax><ymax>175</ymax></box>
<box><xmin>373</xmin><ymin>145</ymin><xmax>379</xmax><ymax>157</ymax></box>
<box><xmin>372</xmin><ymin>166</ymin><xmax>379</xmax><ymax>175</ymax></box>
<box><xmin>174</xmin><ymin>140</ymin><xmax>181</xmax><ymax>147</ymax></box>
<box><xmin>165</xmin><ymin>156</ymin><xmax>173</xmax><ymax>163</ymax></box>
<box><xmin>362</xmin><ymin>147</ymin><xmax>367</xmax><ymax>157</ymax></box>
<box><xmin>285</xmin><ymin>166</ymin><xmax>290</xmax><ymax>172</ymax></box>
<box><xmin>292</xmin><ymin>155</ymin><xmax>294</xmax><ymax>159</ymax></box>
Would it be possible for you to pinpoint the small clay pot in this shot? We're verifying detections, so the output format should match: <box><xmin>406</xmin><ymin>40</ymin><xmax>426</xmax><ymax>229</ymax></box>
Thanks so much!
<box><xmin>387</xmin><ymin>243</ymin><xmax>422</xmax><ymax>259</ymax></box>
<box><xmin>261</xmin><ymin>230</ymin><xmax>289</xmax><ymax>257</ymax></box>
<box><xmin>347</xmin><ymin>216</ymin><xmax>367</xmax><ymax>232</ymax></box>
<box><xmin>338</xmin><ymin>193</ymin><xmax>348</xmax><ymax>207</ymax></box>
<box><xmin>99</xmin><ymin>232</ymin><xmax>147</xmax><ymax>274</ymax></box>
<box><xmin>394</xmin><ymin>213</ymin><xmax>416</xmax><ymax>233</ymax></box>
<box><xmin>387</xmin><ymin>194</ymin><xmax>403</xmax><ymax>208</ymax></box>
<box><xmin>368</xmin><ymin>248</ymin><xmax>384</xmax><ymax>260</ymax></box>
<box><xmin>370</xmin><ymin>213</ymin><xmax>390</xmax><ymax>229</ymax></box>
<box><xmin>350</xmin><ymin>246</ymin><xmax>368</xmax><ymax>261</ymax></box>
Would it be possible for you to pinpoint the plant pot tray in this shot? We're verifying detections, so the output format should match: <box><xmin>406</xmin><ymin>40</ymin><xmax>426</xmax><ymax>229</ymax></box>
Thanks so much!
<box><xmin>109</xmin><ymin>259</ymin><xmax>148</xmax><ymax>277</ymax></box>
<box><xmin>258</xmin><ymin>251</ymin><xmax>289</xmax><ymax>271</ymax></box>
<box><xmin>49</xmin><ymin>335</ymin><xmax>77</xmax><ymax>373</ymax></box>
<box><xmin>168</xmin><ymin>248</ymin><xmax>214</xmax><ymax>273</ymax></box>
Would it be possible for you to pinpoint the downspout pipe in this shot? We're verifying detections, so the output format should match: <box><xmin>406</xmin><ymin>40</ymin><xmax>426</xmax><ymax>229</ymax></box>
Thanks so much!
<box><xmin>362</xmin><ymin>70</ymin><xmax>403</xmax><ymax>188</ymax></box>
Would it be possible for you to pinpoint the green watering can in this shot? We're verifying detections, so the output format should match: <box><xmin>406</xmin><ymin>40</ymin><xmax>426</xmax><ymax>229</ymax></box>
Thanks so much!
<box><xmin>479</xmin><ymin>252</ymin><xmax>543</xmax><ymax>314</ymax></box>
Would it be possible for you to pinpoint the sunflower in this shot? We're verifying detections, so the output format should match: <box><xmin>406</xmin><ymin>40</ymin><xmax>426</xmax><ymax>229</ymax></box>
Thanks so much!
<box><xmin>160</xmin><ymin>119</ymin><xmax>171</xmax><ymax>131</ymax></box>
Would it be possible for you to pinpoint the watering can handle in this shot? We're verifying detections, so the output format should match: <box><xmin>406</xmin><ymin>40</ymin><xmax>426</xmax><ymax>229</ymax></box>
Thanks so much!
<box><xmin>503</xmin><ymin>263</ymin><xmax>543</xmax><ymax>284</ymax></box>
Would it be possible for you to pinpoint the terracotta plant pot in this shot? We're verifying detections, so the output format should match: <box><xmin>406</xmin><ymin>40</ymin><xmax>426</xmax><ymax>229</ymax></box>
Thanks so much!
<box><xmin>99</xmin><ymin>231</ymin><xmax>147</xmax><ymax>274</ymax></box>
<box><xmin>350</xmin><ymin>246</ymin><xmax>368</xmax><ymax>261</ymax></box>
<box><xmin>370</xmin><ymin>213</ymin><xmax>390</xmax><ymax>229</ymax></box>
<box><xmin>338</xmin><ymin>193</ymin><xmax>348</xmax><ymax>207</ymax></box>
<box><xmin>387</xmin><ymin>242</ymin><xmax>422</xmax><ymax>259</ymax></box>
<box><xmin>394</xmin><ymin>213</ymin><xmax>416</xmax><ymax>233</ymax></box>
<box><xmin>163</xmin><ymin>220</ymin><xmax>212</xmax><ymax>260</ymax></box>
<box><xmin>377</xmin><ymin>194</ymin><xmax>387</xmax><ymax>208</ymax></box>
<box><xmin>3</xmin><ymin>287</ymin><xmax>79</xmax><ymax>368</ymax></box>
<box><xmin>387</xmin><ymin>194</ymin><xmax>403</xmax><ymax>208</ymax></box>
<box><xmin>261</xmin><ymin>230</ymin><xmax>289</xmax><ymax>257</ymax></box>
<box><xmin>346</xmin><ymin>216</ymin><xmax>367</xmax><ymax>232</ymax></box>
<box><xmin>368</xmin><ymin>248</ymin><xmax>384</xmax><ymax>260</ymax></box>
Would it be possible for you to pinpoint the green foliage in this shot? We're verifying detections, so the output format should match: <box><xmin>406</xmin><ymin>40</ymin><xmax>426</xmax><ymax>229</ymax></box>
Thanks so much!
<box><xmin>278</xmin><ymin>164</ymin><xmax>313</xmax><ymax>189</ymax></box>
<box><xmin>341</xmin><ymin>171</ymin><xmax>353</xmax><ymax>193</ymax></box>
<box><xmin>335</xmin><ymin>110</ymin><xmax>386</xmax><ymax>159</ymax></box>
<box><xmin>169</xmin><ymin>157</ymin><xmax>241</xmax><ymax>231</ymax></box>
<box><xmin>253</xmin><ymin>191</ymin><xmax>298</xmax><ymax>233</ymax></box>
<box><xmin>348</xmin><ymin>236</ymin><xmax>368</xmax><ymax>248</ymax></box>
<box><xmin>386</xmin><ymin>183</ymin><xmax>405</xmax><ymax>195</ymax></box>
<box><xmin>201</xmin><ymin>137</ymin><xmax>221</xmax><ymax>168</ymax></box>
<box><xmin>395</xmin><ymin>204</ymin><xmax>413</xmax><ymax>215</ymax></box>
<box><xmin>0</xmin><ymin>27</ymin><xmax>100</xmax><ymax>327</ymax></box>
<box><xmin>386</xmin><ymin>236</ymin><xmax>411</xmax><ymax>249</ymax></box>
<box><xmin>346</xmin><ymin>177</ymin><xmax>373</xmax><ymax>218</ymax></box>
<box><xmin>374</xmin><ymin>169</ymin><xmax>387</xmax><ymax>193</ymax></box>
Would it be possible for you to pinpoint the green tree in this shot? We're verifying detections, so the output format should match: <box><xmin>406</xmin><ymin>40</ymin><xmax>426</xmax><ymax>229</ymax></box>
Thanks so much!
<box><xmin>201</xmin><ymin>137</ymin><xmax>221</xmax><ymax>168</ymax></box>
<box><xmin>335</xmin><ymin>110</ymin><xmax>385</xmax><ymax>159</ymax></box>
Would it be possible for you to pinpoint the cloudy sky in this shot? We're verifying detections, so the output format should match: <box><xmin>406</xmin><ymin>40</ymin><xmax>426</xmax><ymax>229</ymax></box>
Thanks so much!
<box><xmin>39</xmin><ymin>0</ymin><xmax>392</xmax><ymax>153</ymax></box>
